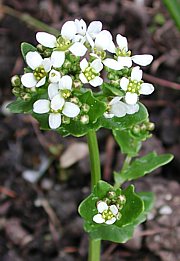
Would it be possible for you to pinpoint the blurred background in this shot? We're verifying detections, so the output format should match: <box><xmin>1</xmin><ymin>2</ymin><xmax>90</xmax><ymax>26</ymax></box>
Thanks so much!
<box><xmin>0</xmin><ymin>0</ymin><xmax>180</xmax><ymax>260</ymax></box>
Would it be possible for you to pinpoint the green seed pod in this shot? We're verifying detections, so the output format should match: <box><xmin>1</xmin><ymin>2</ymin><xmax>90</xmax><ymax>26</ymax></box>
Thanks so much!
<box><xmin>11</xmin><ymin>75</ymin><xmax>21</xmax><ymax>87</ymax></box>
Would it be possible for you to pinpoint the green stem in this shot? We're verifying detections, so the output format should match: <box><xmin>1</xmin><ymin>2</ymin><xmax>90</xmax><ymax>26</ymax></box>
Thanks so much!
<box><xmin>114</xmin><ymin>155</ymin><xmax>131</xmax><ymax>189</ymax></box>
<box><xmin>87</xmin><ymin>130</ymin><xmax>101</xmax><ymax>261</ymax></box>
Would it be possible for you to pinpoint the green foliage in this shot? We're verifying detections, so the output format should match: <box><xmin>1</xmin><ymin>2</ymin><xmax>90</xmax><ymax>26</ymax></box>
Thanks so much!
<box><xmin>21</xmin><ymin>42</ymin><xmax>37</xmax><ymax>60</ymax></box>
<box><xmin>114</xmin><ymin>152</ymin><xmax>174</xmax><ymax>185</ymax></box>
<box><xmin>113</xmin><ymin>129</ymin><xmax>142</xmax><ymax>157</ymax></box>
<box><xmin>98</xmin><ymin>103</ymin><xmax>148</xmax><ymax>131</ymax></box>
<box><xmin>102</xmin><ymin>82</ymin><xmax>124</xmax><ymax>97</ymax></box>
<box><xmin>162</xmin><ymin>0</ymin><xmax>180</xmax><ymax>30</ymax></box>
<box><xmin>79</xmin><ymin>180</ymin><xmax>146</xmax><ymax>243</ymax></box>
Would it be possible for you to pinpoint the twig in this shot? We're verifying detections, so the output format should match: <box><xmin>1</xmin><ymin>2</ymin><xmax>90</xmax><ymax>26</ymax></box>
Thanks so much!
<box><xmin>0</xmin><ymin>5</ymin><xmax>59</xmax><ymax>36</ymax></box>
<box><xmin>0</xmin><ymin>186</ymin><xmax>16</xmax><ymax>198</ymax></box>
<box><xmin>143</xmin><ymin>73</ymin><xmax>180</xmax><ymax>90</ymax></box>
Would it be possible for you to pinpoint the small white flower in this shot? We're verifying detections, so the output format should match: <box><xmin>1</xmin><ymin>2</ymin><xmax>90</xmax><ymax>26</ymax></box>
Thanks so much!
<box><xmin>21</xmin><ymin>51</ymin><xmax>52</xmax><ymax>88</ymax></box>
<box><xmin>103</xmin><ymin>34</ymin><xmax>153</xmax><ymax>70</ymax></box>
<box><xmin>120</xmin><ymin>66</ymin><xmax>154</xmax><ymax>105</ymax></box>
<box><xmin>49</xmin><ymin>69</ymin><xmax>61</xmax><ymax>83</ymax></box>
<box><xmin>93</xmin><ymin>201</ymin><xmax>119</xmax><ymax>225</ymax></box>
<box><xmin>48</xmin><ymin>75</ymin><xmax>72</xmax><ymax>100</ymax></box>
<box><xmin>104</xmin><ymin>96</ymin><xmax>139</xmax><ymax>118</ymax></box>
<box><xmin>33</xmin><ymin>90</ymin><xmax>80</xmax><ymax>129</ymax></box>
<box><xmin>79</xmin><ymin>58</ymin><xmax>103</xmax><ymax>87</ymax></box>
<box><xmin>36</xmin><ymin>21</ymin><xmax>87</xmax><ymax>63</ymax></box>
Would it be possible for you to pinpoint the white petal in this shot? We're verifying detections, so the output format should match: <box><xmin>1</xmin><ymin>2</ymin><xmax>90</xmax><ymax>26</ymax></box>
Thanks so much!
<box><xmin>89</xmin><ymin>76</ymin><xmax>103</xmax><ymax>87</ymax></box>
<box><xmin>61</xmin><ymin>21</ymin><xmax>77</xmax><ymax>40</ymax></box>
<box><xmin>33</xmin><ymin>99</ymin><xmax>50</xmax><ymax>114</ymax></box>
<box><xmin>120</xmin><ymin>77</ymin><xmax>129</xmax><ymax>91</ymax></box>
<box><xmin>51</xmin><ymin>94</ymin><xmax>65</xmax><ymax>111</ymax></box>
<box><xmin>36</xmin><ymin>32</ymin><xmax>56</xmax><ymax>48</ymax></box>
<box><xmin>75</xmin><ymin>19</ymin><xmax>86</xmax><ymax>35</ymax></box>
<box><xmin>42</xmin><ymin>58</ymin><xmax>52</xmax><ymax>72</ymax></box>
<box><xmin>109</xmin><ymin>205</ymin><xmax>118</xmax><ymax>215</ymax></box>
<box><xmin>80</xmin><ymin>58</ymin><xmax>88</xmax><ymax>71</ymax></box>
<box><xmin>48</xmin><ymin>83</ymin><xmax>59</xmax><ymax>99</ymax></box>
<box><xmin>131</xmin><ymin>66</ymin><xmax>142</xmax><ymax>81</ymax></box>
<box><xmin>36</xmin><ymin>76</ymin><xmax>46</xmax><ymax>87</ymax></box>
<box><xmin>97</xmin><ymin>201</ymin><xmax>108</xmax><ymax>213</ymax></box>
<box><xmin>49</xmin><ymin>69</ymin><xmax>61</xmax><ymax>83</ymax></box>
<box><xmin>51</xmin><ymin>51</ymin><xmax>65</xmax><ymax>68</ymax></box>
<box><xmin>95</xmin><ymin>30</ymin><xmax>113</xmax><ymax>50</ymax></box>
<box><xmin>93</xmin><ymin>214</ymin><xmax>105</xmax><ymax>224</ymax></box>
<box><xmin>104</xmin><ymin>112</ymin><xmax>114</xmax><ymax>118</ymax></box>
<box><xmin>62</xmin><ymin>102</ymin><xmax>80</xmax><ymax>118</ymax></box>
<box><xmin>69</xmin><ymin>42</ymin><xmax>87</xmax><ymax>56</ymax></box>
<box><xmin>126</xmin><ymin>103</ymin><xmax>139</xmax><ymax>114</ymax></box>
<box><xmin>132</xmin><ymin>54</ymin><xmax>153</xmax><ymax>66</ymax></box>
<box><xmin>109</xmin><ymin>96</ymin><xmax>121</xmax><ymax>106</ymax></box>
<box><xmin>87</xmin><ymin>21</ymin><xmax>102</xmax><ymax>38</ymax></box>
<box><xmin>59</xmin><ymin>75</ymin><xmax>72</xmax><ymax>90</ymax></box>
<box><xmin>140</xmin><ymin>83</ymin><xmax>154</xmax><ymax>95</ymax></box>
<box><xmin>107</xmin><ymin>40</ymin><xmax>116</xmax><ymax>53</ymax></box>
<box><xmin>49</xmin><ymin>113</ymin><xmax>61</xmax><ymax>129</ymax></box>
<box><xmin>79</xmin><ymin>73</ymin><xmax>88</xmax><ymax>84</ymax></box>
<box><xmin>116</xmin><ymin>34</ymin><xmax>128</xmax><ymax>51</ymax></box>
<box><xmin>21</xmin><ymin>73</ymin><xmax>37</xmax><ymax>88</ymax></box>
<box><xmin>111</xmin><ymin>101</ymin><xmax>127</xmax><ymax>117</ymax></box>
<box><xmin>91</xmin><ymin>59</ymin><xmax>103</xmax><ymax>72</ymax></box>
<box><xmin>86</xmin><ymin>33</ymin><xmax>95</xmax><ymax>48</ymax></box>
<box><xmin>117</xmin><ymin>56</ymin><xmax>132</xmax><ymax>68</ymax></box>
<box><xmin>103</xmin><ymin>58</ymin><xmax>123</xmax><ymax>70</ymax></box>
<box><xmin>105</xmin><ymin>217</ymin><xmax>116</xmax><ymax>225</ymax></box>
<box><xmin>26</xmin><ymin>51</ymin><xmax>43</xmax><ymax>70</ymax></box>
<box><xmin>125</xmin><ymin>92</ymin><xmax>138</xmax><ymax>105</ymax></box>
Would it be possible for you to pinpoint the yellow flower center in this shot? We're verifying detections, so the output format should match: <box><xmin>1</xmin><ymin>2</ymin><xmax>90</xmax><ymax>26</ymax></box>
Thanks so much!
<box><xmin>102</xmin><ymin>209</ymin><xmax>114</xmax><ymax>221</ymax></box>
<box><xmin>127</xmin><ymin>79</ymin><xmax>143</xmax><ymax>94</ymax></box>
<box><xmin>34</xmin><ymin>66</ymin><xmax>46</xmax><ymax>80</ymax></box>
<box><xmin>84</xmin><ymin>66</ymin><xmax>98</xmax><ymax>81</ymax></box>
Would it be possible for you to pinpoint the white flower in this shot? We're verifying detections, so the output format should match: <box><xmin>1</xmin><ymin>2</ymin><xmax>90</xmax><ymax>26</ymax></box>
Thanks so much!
<box><xmin>48</xmin><ymin>75</ymin><xmax>72</xmax><ymax>100</ymax></box>
<box><xmin>104</xmin><ymin>96</ymin><xmax>139</xmax><ymax>118</ymax></box>
<box><xmin>33</xmin><ymin>87</ymin><xmax>80</xmax><ymax>129</ymax></box>
<box><xmin>120</xmin><ymin>66</ymin><xmax>154</xmax><ymax>105</ymax></box>
<box><xmin>93</xmin><ymin>201</ymin><xmax>119</xmax><ymax>225</ymax></box>
<box><xmin>103</xmin><ymin>34</ymin><xmax>153</xmax><ymax>70</ymax></box>
<box><xmin>79</xmin><ymin>58</ymin><xmax>103</xmax><ymax>87</ymax></box>
<box><xmin>74</xmin><ymin>19</ymin><xmax>102</xmax><ymax>47</ymax></box>
<box><xmin>21</xmin><ymin>51</ymin><xmax>52</xmax><ymax>88</ymax></box>
<box><xmin>36</xmin><ymin>21</ymin><xmax>87</xmax><ymax>64</ymax></box>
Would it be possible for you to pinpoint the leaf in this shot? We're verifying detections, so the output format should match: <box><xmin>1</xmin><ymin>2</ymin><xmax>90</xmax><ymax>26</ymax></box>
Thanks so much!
<box><xmin>89</xmin><ymin>224</ymin><xmax>135</xmax><ymax>243</ymax></box>
<box><xmin>97</xmin><ymin>103</ymin><xmax>148</xmax><ymax>131</ymax></box>
<box><xmin>113</xmin><ymin>129</ymin><xmax>141</xmax><ymax>157</ymax></box>
<box><xmin>133</xmin><ymin>192</ymin><xmax>155</xmax><ymax>225</ymax></box>
<box><xmin>21</xmin><ymin>42</ymin><xmax>37</xmax><ymax>60</ymax></box>
<box><xmin>7</xmin><ymin>98</ymin><xmax>33</xmax><ymax>113</ymax></box>
<box><xmin>78</xmin><ymin>181</ymin><xmax>144</xmax><ymax>243</ymax></box>
<box><xmin>102</xmin><ymin>82</ymin><xmax>124</xmax><ymax>97</ymax></box>
<box><xmin>162</xmin><ymin>0</ymin><xmax>180</xmax><ymax>30</ymax></box>
<box><xmin>56</xmin><ymin>90</ymin><xmax>106</xmax><ymax>137</ymax></box>
<box><xmin>116</xmin><ymin>185</ymin><xmax>144</xmax><ymax>227</ymax></box>
<box><xmin>114</xmin><ymin>152</ymin><xmax>174</xmax><ymax>185</ymax></box>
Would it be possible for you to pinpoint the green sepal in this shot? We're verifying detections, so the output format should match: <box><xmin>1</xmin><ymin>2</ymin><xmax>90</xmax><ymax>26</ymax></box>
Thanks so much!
<box><xmin>97</xmin><ymin>103</ymin><xmax>148</xmax><ymax>131</ymax></box>
<box><xmin>114</xmin><ymin>152</ymin><xmax>174</xmax><ymax>185</ymax></box>
<box><xmin>78</xmin><ymin>181</ymin><xmax>144</xmax><ymax>243</ymax></box>
<box><xmin>113</xmin><ymin>129</ymin><xmax>142</xmax><ymax>157</ymax></box>
<box><xmin>21</xmin><ymin>42</ymin><xmax>37</xmax><ymax>60</ymax></box>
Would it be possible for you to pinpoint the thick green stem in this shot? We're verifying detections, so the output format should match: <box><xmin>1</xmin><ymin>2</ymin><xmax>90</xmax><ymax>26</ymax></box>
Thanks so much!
<box><xmin>87</xmin><ymin>130</ymin><xmax>101</xmax><ymax>261</ymax></box>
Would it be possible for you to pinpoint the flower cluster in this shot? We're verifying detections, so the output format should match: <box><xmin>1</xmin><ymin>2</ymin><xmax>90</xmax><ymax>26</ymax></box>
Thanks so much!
<box><xmin>93</xmin><ymin>191</ymin><xmax>126</xmax><ymax>225</ymax></box>
<box><xmin>11</xmin><ymin>19</ymin><xmax>154</xmax><ymax>130</ymax></box>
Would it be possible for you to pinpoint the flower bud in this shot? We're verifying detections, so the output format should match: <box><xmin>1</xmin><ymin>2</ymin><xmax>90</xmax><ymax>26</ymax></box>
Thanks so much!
<box><xmin>11</xmin><ymin>75</ymin><xmax>21</xmax><ymax>87</ymax></box>
<box><xmin>62</xmin><ymin>116</ymin><xmax>70</xmax><ymax>124</ymax></box>
<box><xmin>36</xmin><ymin>44</ymin><xmax>44</xmax><ymax>52</ymax></box>
<box><xmin>147</xmin><ymin>122</ymin><xmax>155</xmax><ymax>131</ymax></box>
<box><xmin>117</xmin><ymin>195</ymin><xmax>126</xmax><ymax>205</ymax></box>
<box><xmin>140</xmin><ymin>123</ymin><xmax>147</xmax><ymax>132</ymax></box>
<box><xmin>80</xmin><ymin>115</ymin><xmax>89</xmax><ymax>124</ymax></box>
<box><xmin>107</xmin><ymin>191</ymin><xmax>116</xmax><ymax>199</ymax></box>
<box><xmin>132</xmin><ymin>125</ymin><xmax>140</xmax><ymax>135</ymax></box>
<box><xmin>81</xmin><ymin>103</ymin><xmax>90</xmax><ymax>113</ymax></box>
